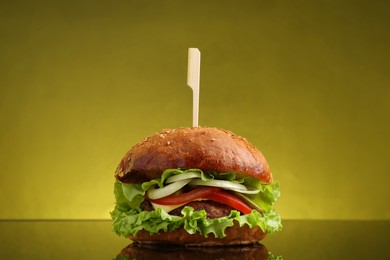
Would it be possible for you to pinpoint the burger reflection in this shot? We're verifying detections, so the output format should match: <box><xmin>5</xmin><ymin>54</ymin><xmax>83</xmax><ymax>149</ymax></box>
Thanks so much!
<box><xmin>115</xmin><ymin>242</ymin><xmax>281</xmax><ymax>260</ymax></box>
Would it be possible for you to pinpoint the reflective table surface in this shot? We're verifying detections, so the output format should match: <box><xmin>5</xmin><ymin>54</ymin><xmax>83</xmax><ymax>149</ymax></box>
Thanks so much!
<box><xmin>0</xmin><ymin>220</ymin><xmax>388</xmax><ymax>259</ymax></box>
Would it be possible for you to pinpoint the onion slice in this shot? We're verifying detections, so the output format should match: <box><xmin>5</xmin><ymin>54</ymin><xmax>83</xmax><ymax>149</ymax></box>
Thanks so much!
<box><xmin>189</xmin><ymin>179</ymin><xmax>260</xmax><ymax>194</ymax></box>
<box><xmin>147</xmin><ymin>179</ymin><xmax>191</xmax><ymax>200</ymax></box>
<box><xmin>234</xmin><ymin>186</ymin><xmax>260</xmax><ymax>194</ymax></box>
<box><xmin>165</xmin><ymin>171</ymin><xmax>202</xmax><ymax>184</ymax></box>
<box><xmin>189</xmin><ymin>179</ymin><xmax>246</xmax><ymax>191</ymax></box>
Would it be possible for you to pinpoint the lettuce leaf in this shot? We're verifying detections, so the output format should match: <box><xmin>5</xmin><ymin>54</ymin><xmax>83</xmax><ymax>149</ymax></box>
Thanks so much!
<box><xmin>244</xmin><ymin>181</ymin><xmax>280</xmax><ymax>213</ymax></box>
<box><xmin>120</xmin><ymin>182</ymin><xmax>144</xmax><ymax>209</ymax></box>
<box><xmin>112</xmin><ymin>204</ymin><xmax>282</xmax><ymax>238</ymax></box>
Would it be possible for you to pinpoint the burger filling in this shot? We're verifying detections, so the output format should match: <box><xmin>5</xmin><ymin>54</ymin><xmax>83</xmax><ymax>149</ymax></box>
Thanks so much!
<box><xmin>111</xmin><ymin>168</ymin><xmax>281</xmax><ymax>239</ymax></box>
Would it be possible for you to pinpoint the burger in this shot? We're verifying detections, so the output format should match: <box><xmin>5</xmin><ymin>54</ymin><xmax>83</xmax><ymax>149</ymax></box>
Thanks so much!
<box><xmin>111</xmin><ymin>127</ymin><xmax>281</xmax><ymax>246</ymax></box>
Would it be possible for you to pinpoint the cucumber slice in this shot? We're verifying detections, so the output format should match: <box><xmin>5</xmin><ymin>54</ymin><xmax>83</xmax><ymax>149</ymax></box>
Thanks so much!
<box><xmin>233</xmin><ymin>192</ymin><xmax>264</xmax><ymax>214</ymax></box>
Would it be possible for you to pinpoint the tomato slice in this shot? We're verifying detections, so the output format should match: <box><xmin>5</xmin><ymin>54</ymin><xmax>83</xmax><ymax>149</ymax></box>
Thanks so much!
<box><xmin>149</xmin><ymin>187</ymin><xmax>221</xmax><ymax>205</ymax></box>
<box><xmin>148</xmin><ymin>187</ymin><xmax>253</xmax><ymax>215</ymax></box>
<box><xmin>205</xmin><ymin>190</ymin><xmax>253</xmax><ymax>215</ymax></box>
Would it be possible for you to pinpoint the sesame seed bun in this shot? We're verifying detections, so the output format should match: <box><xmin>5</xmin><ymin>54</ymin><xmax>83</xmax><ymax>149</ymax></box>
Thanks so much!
<box><xmin>115</xmin><ymin>127</ymin><xmax>272</xmax><ymax>184</ymax></box>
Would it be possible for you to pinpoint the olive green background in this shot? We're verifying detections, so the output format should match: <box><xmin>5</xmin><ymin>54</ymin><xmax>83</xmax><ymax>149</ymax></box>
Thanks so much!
<box><xmin>0</xmin><ymin>0</ymin><xmax>389</xmax><ymax>220</ymax></box>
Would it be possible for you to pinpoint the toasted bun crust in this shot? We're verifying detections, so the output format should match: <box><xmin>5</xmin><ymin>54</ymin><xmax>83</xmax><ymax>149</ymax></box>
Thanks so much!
<box><xmin>115</xmin><ymin>127</ymin><xmax>272</xmax><ymax>183</ymax></box>
<box><xmin>129</xmin><ymin>222</ymin><xmax>267</xmax><ymax>246</ymax></box>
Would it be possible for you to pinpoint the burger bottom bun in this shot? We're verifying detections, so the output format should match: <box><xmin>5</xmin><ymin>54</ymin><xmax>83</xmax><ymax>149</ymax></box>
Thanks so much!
<box><xmin>118</xmin><ymin>242</ymin><xmax>269</xmax><ymax>260</ymax></box>
<box><xmin>129</xmin><ymin>223</ymin><xmax>267</xmax><ymax>246</ymax></box>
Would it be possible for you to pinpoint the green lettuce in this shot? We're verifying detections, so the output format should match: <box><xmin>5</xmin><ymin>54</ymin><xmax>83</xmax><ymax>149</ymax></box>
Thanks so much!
<box><xmin>112</xmin><ymin>205</ymin><xmax>281</xmax><ymax>238</ymax></box>
<box><xmin>111</xmin><ymin>168</ymin><xmax>282</xmax><ymax>238</ymax></box>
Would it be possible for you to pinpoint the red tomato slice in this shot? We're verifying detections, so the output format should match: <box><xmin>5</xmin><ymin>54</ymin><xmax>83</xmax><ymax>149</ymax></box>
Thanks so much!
<box><xmin>205</xmin><ymin>190</ymin><xmax>253</xmax><ymax>215</ymax></box>
<box><xmin>149</xmin><ymin>187</ymin><xmax>221</xmax><ymax>205</ymax></box>
<box><xmin>148</xmin><ymin>187</ymin><xmax>253</xmax><ymax>215</ymax></box>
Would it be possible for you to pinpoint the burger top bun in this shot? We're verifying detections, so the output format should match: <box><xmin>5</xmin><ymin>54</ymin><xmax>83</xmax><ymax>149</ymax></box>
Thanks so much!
<box><xmin>115</xmin><ymin>126</ymin><xmax>272</xmax><ymax>184</ymax></box>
